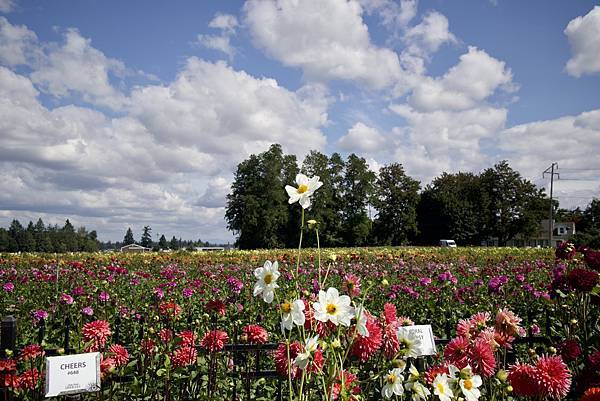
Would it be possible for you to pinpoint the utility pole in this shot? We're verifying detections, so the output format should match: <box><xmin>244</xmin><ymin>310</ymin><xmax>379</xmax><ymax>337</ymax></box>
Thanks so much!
<box><xmin>543</xmin><ymin>163</ymin><xmax>559</xmax><ymax>247</ymax></box>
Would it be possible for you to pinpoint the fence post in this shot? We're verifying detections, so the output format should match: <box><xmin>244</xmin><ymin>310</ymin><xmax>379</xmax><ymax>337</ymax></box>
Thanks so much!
<box><xmin>1</xmin><ymin>316</ymin><xmax>17</xmax><ymax>357</ymax></box>
<box><xmin>37</xmin><ymin>318</ymin><xmax>45</xmax><ymax>345</ymax></box>
<box><xmin>63</xmin><ymin>316</ymin><xmax>71</xmax><ymax>353</ymax></box>
<box><xmin>113</xmin><ymin>316</ymin><xmax>121</xmax><ymax>344</ymax></box>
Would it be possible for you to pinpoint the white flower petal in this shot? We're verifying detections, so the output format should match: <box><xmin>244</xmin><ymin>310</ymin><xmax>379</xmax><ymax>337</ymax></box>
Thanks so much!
<box><xmin>299</xmin><ymin>196</ymin><xmax>311</xmax><ymax>209</ymax></box>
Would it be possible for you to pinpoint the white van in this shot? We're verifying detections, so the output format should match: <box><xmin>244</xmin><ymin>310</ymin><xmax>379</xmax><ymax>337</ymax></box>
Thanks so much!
<box><xmin>439</xmin><ymin>239</ymin><xmax>457</xmax><ymax>248</ymax></box>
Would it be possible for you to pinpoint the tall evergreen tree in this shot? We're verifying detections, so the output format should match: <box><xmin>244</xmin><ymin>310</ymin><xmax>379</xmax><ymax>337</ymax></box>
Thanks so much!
<box><xmin>158</xmin><ymin>234</ymin><xmax>168</xmax><ymax>249</ymax></box>
<box><xmin>170</xmin><ymin>236</ymin><xmax>179</xmax><ymax>250</ymax></box>
<box><xmin>372</xmin><ymin>163</ymin><xmax>420</xmax><ymax>245</ymax></box>
<box><xmin>140</xmin><ymin>226</ymin><xmax>153</xmax><ymax>248</ymax></box>
<box><xmin>8</xmin><ymin>219</ymin><xmax>24</xmax><ymax>252</ymax></box>
<box><xmin>23</xmin><ymin>221</ymin><xmax>37</xmax><ymax>251</ymax></box>
<box><xmin>123</xmin><ymin>227</ymin><xmax>135</xmax><ymax>245</ymax></box>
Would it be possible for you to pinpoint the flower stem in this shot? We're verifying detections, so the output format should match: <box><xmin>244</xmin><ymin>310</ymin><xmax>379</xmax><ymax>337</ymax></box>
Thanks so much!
<box><xmin>295</xmin><ymin>208</ymin><xmax>305</xmax><ymax>293</ymax></box>
<box><xmin>316</xmin><ymin>228</ymin><xmax>322</xmax><ymax>288</ymax></box>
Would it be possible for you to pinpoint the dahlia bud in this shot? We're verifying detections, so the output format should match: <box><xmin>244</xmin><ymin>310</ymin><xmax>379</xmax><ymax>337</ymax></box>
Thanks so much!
<box><xmin>570</xmin><ymin>319</ymin><xmax>578</xmax><ymax>325</ymax></box>
<box><xmin>57</xmin><ymin>347</ymin><xmax>65</xmax><ymax>355</ymax></box>
<box><xmin>506</xmin><ymin>385</ymin><xmax>513</xmax><ymax>393</ymax></box>
<box><xmin>331</xmin><ymin>339</ymin><xmax>341</xmax><ymax>349</ymax></box>
<box><xmin>307</xmin><ymin>220</ymin><xmax>317</xmax><ymax>229</ymax></box>
<box><xmin>381</xmin><ymin>278</ymin><xmax>389</xmax><ymax>286</ymax></box>
<box><xmin>496</xmin><ymin>369</ymin><xmax>508</xmax><ymax>382</ymax></box>
<box><xmin>549</xmin><ymin>346</ymin><xmax>557</xmax><ymax>354</ymax></box>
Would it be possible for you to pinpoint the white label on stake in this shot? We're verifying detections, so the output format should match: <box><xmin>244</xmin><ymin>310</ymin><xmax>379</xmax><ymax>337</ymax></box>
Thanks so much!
<box><xmin>396</xmin><ymin>325</ymin><xmax>437</xmax><ymax>356</ymax></box>
<box><xmin>45</xmin><ymin>352</ymin><xmax>101</xmax><ymax>397</ymax></box>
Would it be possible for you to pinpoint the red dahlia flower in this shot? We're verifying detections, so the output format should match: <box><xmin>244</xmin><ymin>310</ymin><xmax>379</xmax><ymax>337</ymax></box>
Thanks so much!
<box><xmin>331</xmin><ymin>370</ymin><xmax>361</xmax><ymax>400</ymax></box>
<box><xmin>20</xmin><ymin>344</ymin><xmax>44</xmax><ymax>361</ymax></box>
<box><xmin>584</xmin><ymin>250</ymin><xmax>600</xmax><ymax>271</ymax></box>
<box><xmin>17</xmin><ymin>368</ymin><xmax>41</xmax><ymax>390</ymax></box>
<box><xmin>0</xmin><ymin>359</ymin><xmax>16</xmax><ymax>372</ymax></box>
<box><xmin>351</xmin><ymin>315</ymin><xmax>382</xmax><ymax>362</ymax></box>
<box><xmin>177</xmin><ymin>330</ymin><xmax>198</xmax><ymax>347</ymax></box>
<box><xmin>206</xmin><ymin>300</ymin><xmax>227</xmax><ymax>316</ymax></box>
<box><xmin>82</xmin><ymin>320</ymin><xmax>112</xmax><ymax>348</ymax></box>
<box><xmin>558</xmin><ymin>339</ymin><xmax>582</xmax><ymax>362</ymax></box>
<box><xmin>534</xmin><ymin>355</ymin><xmax>571</xmax><ymax>400</ymax></box>
<box><xmin>424</xmin><ymin>363</ymin><xmax>450</xmax><ymax>385</ymax></box>
<box><xmin>568</xmin><ymin>268</ymin><xmax>599</xmax><ymax>292</ymax></box>
<box><xmin>100</xmin><ymin>356</ymin><xmax>115</xmax><ymax>379</ymax></box>
<box><xmin>444</xmin><ymin>336</ymin><xmax>470</xmax><ymax>368</ymax></box>
<box><xmin>140</xmin><ymin>338</ymin><xmax>157</xmax><ymax>355</ymax></box>
<box><xmin>508</xmin><ymin>362</ymin><xmax>539</xmax><ymax>397</ymax></box>
<box><xmin>242</xmin><ymin>325</ymin><xmax>269</xmax><ymax>344</ymax></box>
<box><xmin>158</xmin><ymin>328</ymin><xmax>173</xmax><ymax>343</ymax></box>
<box><xmin>200</xmin><ymin>330</ymin><xmax>228</xmax><ymax>352</ymax></box>
<box><xmin>470</xmin><ymin>338</ymin><xmax>497</xmax><ymax>377</ymax></box>
<box><xmin>171</xmin><ymin>346</ymin><xmax>198</xmax><ymax>368</ymax></box>
<box><xmin>580</xmin><ymin>387</ymin><xmax>600</xmax><ymax>401</ymax></box>
<box><xmin>158</xmin><ymin>301</ymin><xmax>182</xmax><ymax>317</ymax></box>
<box><xmin>108</xmin><ymin>344</ymin><xmax>129</xmax><ymax>367</ymax></box>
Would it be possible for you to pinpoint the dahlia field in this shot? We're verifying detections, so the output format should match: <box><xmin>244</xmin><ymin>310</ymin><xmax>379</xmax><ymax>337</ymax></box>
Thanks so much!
<box><xmin>0</xmin><ymin>175</ymin><xmax>599</xmax><ymax>400</ymax></box>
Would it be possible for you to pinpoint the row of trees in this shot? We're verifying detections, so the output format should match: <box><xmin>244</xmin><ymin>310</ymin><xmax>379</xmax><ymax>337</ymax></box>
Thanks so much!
<box><xmin>119</xmin><ymin>226</ymin><xmax>212</xmax><ymax>251</ymax></box>
<box><xmin>226</xmin><ymin>144</ymin><xmax>555</xmax><ymax>249</ymax></box>
<box><xmin>0</xmin><ymin>219</ymin><xmax>99</xmax><ymax>252</ymax></box>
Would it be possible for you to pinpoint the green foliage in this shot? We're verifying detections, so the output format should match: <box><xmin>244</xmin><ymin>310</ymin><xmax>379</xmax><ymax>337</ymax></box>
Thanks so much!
<box><xmin>372</xmin><ymin>163</ymin><xmax>420</xmax><ymax>245</ymax></box>
<box><xmin>341</xmin><ymin>154</ymin><xmax>375</xmax><ymax>246</ymax></box>
<box><xmin>158</xmin><ymin>234</ymin><xmax>168</xmax><ymax>249</ymax></box>
<box><xmin>140</xmin><ymin>225</ymin><xmax>153</xmax><ymax>248</ymax></box>
<box><xmin>417</xmin><ymin>172</ymin><xmax>484</xmax><ymax>245</ymax></box>
<box><xmin>226</xmin><ymin>144</ymin><xmax>298</xmax><ymax>249</ymax></box>
<box><xmin>301</xmin><ymin>151</ymin><xmax>344</xmax><ymax>246</ymax></box>
<box><xmin>479</xmin><ymin>161</ymin><xmax>548</xmax><ymax>245</ymax></box>
<box><xmin>0</xmin><ymin>218</ymin><xmax>99</xmax><ymax>252</ymax></box>
<box><xmin>123</xmin><ymin>227</ymin><xmax>135</xmax><ymax>245</ymax></box>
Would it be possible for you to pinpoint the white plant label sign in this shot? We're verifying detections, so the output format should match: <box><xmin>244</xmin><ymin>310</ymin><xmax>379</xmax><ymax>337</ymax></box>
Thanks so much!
<box><xmin>397</xmin><ymin>325</ymin><xmax>437</xmax><ymax>356</ymax></box>
<box><xmin>45</xmin><ymin>352</ymin><xmax>101</xmax><ymax>397</ymax></box>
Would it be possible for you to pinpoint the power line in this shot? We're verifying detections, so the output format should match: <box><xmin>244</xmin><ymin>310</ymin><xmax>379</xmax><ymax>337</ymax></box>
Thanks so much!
<box><xmin>557</xmin><ymin>168</ymin><xmax>600</xmax><ymax>171</ymax></box>
<box><xmin>558</xmin><ymin>178</ymin><xmax>600</xmax><ymax>181</ymax></box>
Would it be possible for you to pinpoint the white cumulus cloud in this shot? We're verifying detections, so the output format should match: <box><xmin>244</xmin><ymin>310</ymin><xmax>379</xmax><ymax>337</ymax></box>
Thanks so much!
<box><xmin>565</xmin><ymin>6</ymin><xmax>600</xmax><ymax>77</ymax></box>
<box><xmin>337</xmin><ymin>122</ymin><xmax>387</xmax><ymax>152</ymax></box>
<box><xmin>244</xmin><ymin>0</ymin><xmax>404</xmax><ymax>89</ymax></box>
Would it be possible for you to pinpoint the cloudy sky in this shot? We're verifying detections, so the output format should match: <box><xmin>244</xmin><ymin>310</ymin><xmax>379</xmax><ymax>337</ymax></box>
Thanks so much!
<box><xmin>1</xmin><ymin>0</ymin><xmax>599</xmax><ymax>243</ymax></box>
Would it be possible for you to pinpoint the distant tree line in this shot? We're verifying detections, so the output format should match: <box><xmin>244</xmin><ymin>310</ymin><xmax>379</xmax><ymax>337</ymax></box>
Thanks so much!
<box><xmin>225</xmin><ymin>144</ymin><xmax>580</xmax><ymax>249</ymax></box>
<box><xmin>117</xmin><ymin>225</ymin><xmax>215</xmax><ymax>251</ymax></box>
<box><xmin>0</xmin><ymin>219</ymin><xmax>222</xmax><ymax>253</ymax></box>
<box><xmin>0</xmin><ymin>219</ymin><xmax>99</xmax><ymax>252</ymax></box>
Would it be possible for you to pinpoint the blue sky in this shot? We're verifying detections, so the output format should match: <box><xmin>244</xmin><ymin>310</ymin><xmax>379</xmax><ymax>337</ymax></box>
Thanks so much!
<box><xmin>0</xmin><ymin>0</ymin><xmax>599</xmax><ymax>242</ymax></box>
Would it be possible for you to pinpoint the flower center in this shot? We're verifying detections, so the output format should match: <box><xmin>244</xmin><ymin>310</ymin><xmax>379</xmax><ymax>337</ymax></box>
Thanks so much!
<box><xmin>464</xmin><ymin>379</ymin><xmax>473</xmax><ymax>390</ymax></box>
<box><xmin>281</xmin><ymin>302</ymin><xmax>292</xmax><ymax>314</ymax></box>
<box><xmin>386</xmin><ymin>373</ymin><xmax>396</xmax><ymax>384</ymax></box>
<box><xmin>437</xmin><ymin>383</ymin><xmax>445</xmax><ymax>393</ymax></box>
<box><xmin>297</xmin><ymin>184</ymin><xmax>308</xmax><ymax>194</ymax></box>
<box><xmin>326</xmin><ymin>303</ymin><xmax>337</xmax><ymax>315</ymax></box>
<box><xmin>264</xmin><ymin>273</ymin><xmax>273</xmax><ymax>285</ymax></box>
